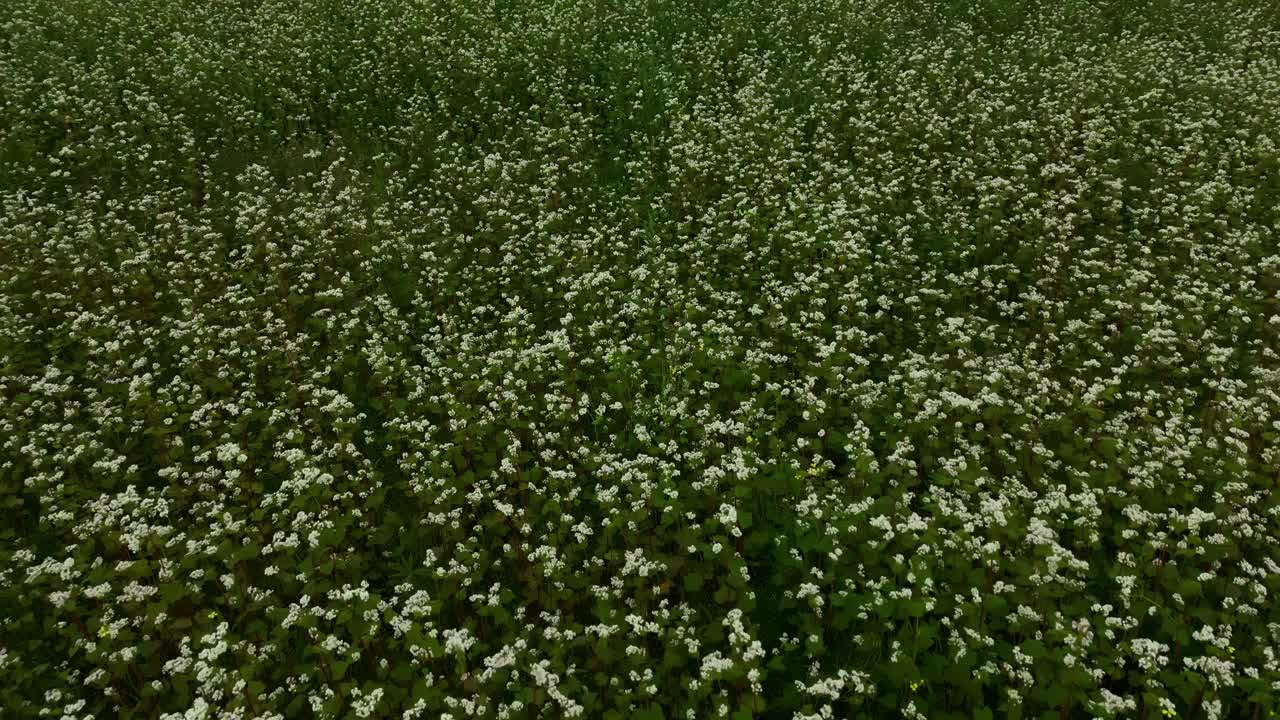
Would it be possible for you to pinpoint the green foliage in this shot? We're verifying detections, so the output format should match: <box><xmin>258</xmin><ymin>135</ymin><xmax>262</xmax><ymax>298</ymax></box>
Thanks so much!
<box><xmin>2</xmin><ymin>0</ymin><xmax>1280</xmax><ymax>719</ymax></box>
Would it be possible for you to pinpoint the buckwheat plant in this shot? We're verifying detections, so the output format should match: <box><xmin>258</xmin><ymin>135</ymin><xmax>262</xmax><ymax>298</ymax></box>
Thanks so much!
<box><xmin>2</xmin><ymin>0</ymin><xmax>1279</xmax><ymax>718</ymax></box>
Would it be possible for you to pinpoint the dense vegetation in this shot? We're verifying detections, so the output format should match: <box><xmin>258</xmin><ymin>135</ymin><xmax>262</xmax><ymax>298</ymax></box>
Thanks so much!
<box><xmin>3</xmin><ymin>0</ymin><xmax>1280</xmax><ymax>718</ymax></box>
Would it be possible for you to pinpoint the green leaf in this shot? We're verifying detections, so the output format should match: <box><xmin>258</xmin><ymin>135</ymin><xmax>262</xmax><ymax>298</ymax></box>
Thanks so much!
<box><xmin>636</xmin><ymin>705</ymin><xmax>666</xmax><ymax>720</ymax></box>
<box><xmin>1178</xmin><ymin>579</ymin><xmax>1202</xmax><ymax>598</ymax></box>
<box><xmin>1041</xmin><ymin>682</ymin><xmax>1067</xmax><ymax>706</ymax></box>
<box><xmin>985</xmin><ymin>595</ymin><xmax>1007</xmax><ymax>616</ymax></box>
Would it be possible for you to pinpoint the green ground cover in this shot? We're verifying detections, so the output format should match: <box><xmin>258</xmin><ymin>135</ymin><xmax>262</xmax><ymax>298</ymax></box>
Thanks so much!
<box><xmin>2</xmin><ymin>0</ymin><xmax>1280</xmax><ymax>718</ymax></box>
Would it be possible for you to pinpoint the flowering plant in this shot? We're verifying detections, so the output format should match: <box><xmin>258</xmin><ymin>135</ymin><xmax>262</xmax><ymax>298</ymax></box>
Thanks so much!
<box><xmin>2</xmin><ymin>0</ymin><xmax>1280</xmax><ymax>718</ymax></box>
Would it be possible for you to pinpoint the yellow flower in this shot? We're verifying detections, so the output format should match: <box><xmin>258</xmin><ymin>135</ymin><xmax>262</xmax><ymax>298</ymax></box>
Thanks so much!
<box><xmin>97</xmin><ymin>626</ymin><xmax>109</xmax><ymax>639</ymax></box>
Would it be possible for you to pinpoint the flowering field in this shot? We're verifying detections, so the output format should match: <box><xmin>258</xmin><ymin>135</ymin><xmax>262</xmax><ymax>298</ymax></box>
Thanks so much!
<box><xmin>3</xmin><ymin>0</ymin><xmax>1280</xmax><ymax>718</ymax></box>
